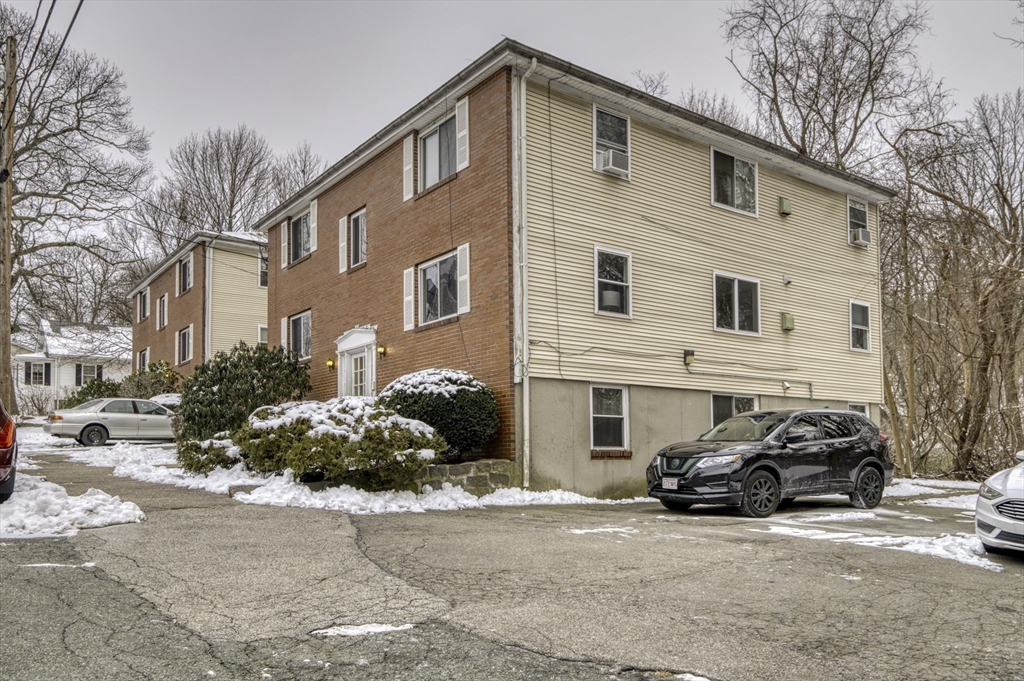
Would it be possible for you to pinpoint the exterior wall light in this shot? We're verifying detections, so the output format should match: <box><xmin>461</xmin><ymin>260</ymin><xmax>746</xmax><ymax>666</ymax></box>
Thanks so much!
<box><xmin>326</xmin><ymin>359</ymin><xmax>336</xmax><ymax>371</ymax></box>
<box><xmin>376</xmin><ymin>345</ymin><xmax>387</xmax><ymax>359</ymax></box>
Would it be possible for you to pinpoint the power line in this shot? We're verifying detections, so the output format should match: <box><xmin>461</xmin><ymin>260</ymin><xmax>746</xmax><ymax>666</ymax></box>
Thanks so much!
<box><xmin>6</xmin><ymin>0</ymin><xmax>53</xmax><ymax>132</ymax></box>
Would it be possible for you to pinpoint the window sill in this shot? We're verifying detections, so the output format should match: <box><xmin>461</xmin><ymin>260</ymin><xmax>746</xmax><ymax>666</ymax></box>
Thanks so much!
<box><xmin>179</xmin><ymin>287</ymin><xmax>193</xmax><ymax>296</ymax></box>
<box><xmin>347</xmin><ymin>261</ymin><xmax>367</xmax><ymax>275</ymax></box>
<box><xmin>711</xmin><ymin>201</ymin><xmax>758</xmax><ymax>218</ymax></box>
<box><xmin>591</xmin><ymin>449</ymin><xmax>632</xmax><ymax>460</ymax></box>
<box><xmin>713</xmin><ymin>327</ymin><xmax>762</xmax><ymax>338</ymax></box>
<box><xmin>415</xmin><ymin>172</ymin><xmax>458</xmax><ymax>200</ymax></box>
<box><xmin>595</xmin><ymin>310</ymin><xmax>632</xmax><ymax>320</ymax></box>
<box><xmin>287</xmin><ymin>254</ymin><xmax>312</xmax><ymax>269</ymax></box>
<box><xmin>849</xmin><ymin>347</ymin><xmax>872</xmax><ymax>354</ymax></box>
<box><xmin>414</xmin><ymin>315</ymin><xmax>460</xmax><ymax>333</ymax></box>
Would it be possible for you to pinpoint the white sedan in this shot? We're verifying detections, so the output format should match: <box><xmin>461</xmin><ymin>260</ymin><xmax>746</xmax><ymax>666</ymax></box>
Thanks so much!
<box><xmin>976</xmin><ymin>450</ymin><xmax>1024</xmax><ymax>553</ymax></box>
<box><xmin>45</xmin><ymin>398</ymin><xmax>175</xmax><ymax>446</ymax></box>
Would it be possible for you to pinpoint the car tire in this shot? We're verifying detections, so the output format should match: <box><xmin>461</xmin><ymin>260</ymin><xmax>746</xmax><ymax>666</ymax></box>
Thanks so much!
<box><xmin>80</xmin><ymin>425</ymin><xmax>108</xmax><ymax>447</ymax></box>
<box><xmin>850</xmin><ymin>467</ymin><xmax>883</xmax><ymax>509</ymax></box>
<box><xmin>660</xmin><ymin>499</ymin><xmax>693</xmax><ymax>512</ymax></box>
<box><xmin>740</xmin><ymin>470</ymin><xmax>780</xmax><ymax>518</ymax></box>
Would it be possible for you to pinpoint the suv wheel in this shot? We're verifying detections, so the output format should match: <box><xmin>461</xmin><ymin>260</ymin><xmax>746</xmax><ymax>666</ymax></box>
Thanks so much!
<box><xmin>660</xmin><ymin>499</ymin><xmax>692</xmax><ymax>512</ymax></box>
<box><xmin>740</xmin><ymin>470</ymin><xmax>779</xmax><ymax>518</ymax></box>
<box><xmin>80</xmin><ymin>425</ymin><xmax>108</xmax><ymax>447</ymax></box>
<box><xmin>850</xmin><ymin>467</ymin><xmax>883</xmax><ymax>509</ymax></box>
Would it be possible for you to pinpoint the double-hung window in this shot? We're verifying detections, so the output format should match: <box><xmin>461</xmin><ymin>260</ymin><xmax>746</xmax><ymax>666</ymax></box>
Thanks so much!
<box><xmin>850</xmin><ymin>301</ymin><xmax>871</xmax><ymax>351</ymax></box>
<box><xmin>714</xmin><ymin>273</ymin><xmax>760</xmax><ymax>334</ymax></box>
<box><xmin>595</xmin><ymin>248</ymin><xmax>631</xmax><ymax>317</ymax></box>
<box><xmin>289</xmin><ymin>311</ymin><xmax>312</xmax><ymax>360</ymax></box>
<box><xmin>419</xmin><ymin>251</ymin><xmax>459</xmax><ymax>324</ymax></box>
<box><xmin>594</xmin><ymin>108</ymin><xmax>629</xmax><ymax>175</ymax></box>
<box><xmin>258</xmin><ymin>255</ymin><xmax>268</xmax><ymax>287</ymax></box>
<box><xmin>138</xmin><ymin>288</ymin><xmax>150</xmax><ymax>321</ymax></box>
<box><xmin>76</xmin><ymin>364</ymin><xmax>102</xmax><ymax>386</ymax></box>
<box><xmin>848</xmin><ymin>198</ymin><xmax>868</xmax><ymax>244</ymax></box>
<box><xmin>157</xmin><ymin>294</ymin><xmax>168</xmax><ymax>330</ymax></box>
<box><xmin>25</xmin><ymin>361</ymin><xmax>50</xmax><ymax>386</ymax></box>
<box><xmin>421</xmin><ymin>116</ymin><xmax>457</xmax><ymax>190</ymax></box>
<box><xmin>290</xmin><ymin>212</ymin><xmax>312</xmax><ymax>263</ymax></box>
<box><xmin>712</xmin><ymin>149</ymin><xmax>757</xmax><ymax>214</ymax></box>
<box><xmin>177</xmin><ymin>326</ymin><xmax>193</xmax><ymax>364</ymax></box>
<box><xmin>178</xmin><ymin>257</ymin><xmax>192</xmax><ymax>294</ymax></box>
<box><xmin>592</xmin><ymin>385</ymin><xmax>628</xmax><ymax>449</ymax></box>
<box><xmin>137</xmin><ymin>348</ymin><xmax>149</xmax><ymax>370</ymax></box>
<box><xmin>712</xmin><ymin>394</ymin><xmax>757</xmax><ymax>426</ymax></box>
<box><xmin>257</xmin><ymin>324</ymin><xmax>268</xmax><ymax>347</ymax></box>
<box><xmin>350</xmin><ymin>209</ymin><xmax>366</xmax><ymax>268</ymax></box>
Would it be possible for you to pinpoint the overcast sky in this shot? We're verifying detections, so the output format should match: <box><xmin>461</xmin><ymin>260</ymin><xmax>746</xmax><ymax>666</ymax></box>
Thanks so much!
<box><xmin>9</xmin><ymin>0</ymin><xmax>1024</xmax><ymax>175</ymax></box>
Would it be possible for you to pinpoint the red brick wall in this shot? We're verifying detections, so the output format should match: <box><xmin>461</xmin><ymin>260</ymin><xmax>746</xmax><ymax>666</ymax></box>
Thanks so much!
<box><xmin>268</xmin><ymin>68</ymin><xmax>515</xmax><ymax>459</ymax></box>
<box><xmin>131</xmin><ymin>243</ymin><xmax>206</xmax><ymax>376</ymax></box>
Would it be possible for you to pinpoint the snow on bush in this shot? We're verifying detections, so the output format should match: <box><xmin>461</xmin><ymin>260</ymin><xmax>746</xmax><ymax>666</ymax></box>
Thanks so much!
<box><xmin>378</xmin><ymin>369</ymin><xmax>499</xmax><ymax>460</ymax></box>
<box><xmin>0</xmin><ymin>474</ymin><xmax>145</xmax><ymax>538</ymax></box>
<box><xmin>179</xmin><ymin>397</ymin><xmax>447</xmax><ymax>492</ymax></box>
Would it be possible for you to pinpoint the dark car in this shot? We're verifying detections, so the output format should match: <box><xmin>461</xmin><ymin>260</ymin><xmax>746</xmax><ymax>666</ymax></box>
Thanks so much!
<box><xmin>647</xmin><ymin>409</ymin><xmax>893</xmax><ymax>518</ymax></box>
<box><xmin>0</xmin><ymin>400</ymin><xmax>17</xmax><ymax>504</ymax></box>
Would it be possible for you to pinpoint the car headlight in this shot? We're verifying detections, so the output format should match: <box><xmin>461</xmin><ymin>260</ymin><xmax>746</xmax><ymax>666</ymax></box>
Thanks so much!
<box><xmin>694</xmin><ymin>454</ymin><xmax>739</xmax><ymax>469</ymax></box>
<box><xmin>979</xmin><ymin>482</ymin><xmax>1002</xmax><ymax>500</ymax></box>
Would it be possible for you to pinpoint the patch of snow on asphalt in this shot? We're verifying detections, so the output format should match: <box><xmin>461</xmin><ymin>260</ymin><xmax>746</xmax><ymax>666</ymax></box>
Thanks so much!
<box><xmin>479</xmin><ymin>487</ymin><xmax>655</xmax><ymax>506</ymax></box>
<box><xmin>0</xmin><ymin>474</ymin><xmax>145</xmax><ymax>539</ymax></box>
<box><xmin>565</xmin><ymin>526</ymin><xmax>640</xmax><ymax>535</ymax></box>
<box><xmin>15</xmin><ymin>428</ymin><xmax>73</xmax><ymax>449</ymax></box>
<box><xmin>905</xmin><ymin>479</ymin><xmax>980</xmax><ymax>491</ymax></box>
<box><xmin>914</xmin><ymin>494</ymin><xmax>979</xmax><ymax>510</ymax></box>
<box><xmin>884</xmin><ymin>479</ymin><xmax>951</xmax><ymax>497</ymax></box>
<box><xmin>753</xmin><ymin>526</ymin><xmax>1002</xmax><ymax>572</ymax></box>
<box><xmin>16</xmin><ymin>455</ymin><xmax>41</xmax><ymax>470</ymax></box>
<box><xmin>311</xmin><ymin>623</ymin><xmax>414</xmax><ymax>637</ymax></box>
<box><xmin>800</xmin><ymin>511</ymin><xmax>877</xmax><ymax>523</ymax></box>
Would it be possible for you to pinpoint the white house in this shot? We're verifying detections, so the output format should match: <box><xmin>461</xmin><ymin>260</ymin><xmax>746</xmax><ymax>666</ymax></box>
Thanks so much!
<box><xmin>11</xmin><ymin>320</ymin><xmax>132</xmax><ymax>415</ymax></box>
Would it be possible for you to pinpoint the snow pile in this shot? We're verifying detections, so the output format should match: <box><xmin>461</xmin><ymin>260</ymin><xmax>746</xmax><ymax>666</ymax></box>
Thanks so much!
<box><xmin>233</xmin><ymin>474</ymin><xmax>657</xmax><ymax>515</ymax></box>
<box><xmin>914</xmin><ymin>494</ymin><xmax>979</xmax><ymax>510</ymax></box>
<box><xmin>903</xmin><ymin>478</ymin><xmax>979</xmax><ymax>491</ymax></box>
<box><xmin>16</xmin><ymin>428</ymin><xmax>73</xmax><ymax>449</ymax></box>
<box><xmin>378</xmin><ymin>368</ymin><xmax>485</xmax><ymax>400</ymax></box>
<box><xmin>884</xmin><ymin>479</ymin><xmax>951</xmax><ymax>498</ymax></box>
<box><xmin>16</xmin><ymin>455</ymin><xmax>41</xmax><ymax>471</ymax></box>
<box><xmin>800</xmin><ymin>511</ymin><xmax>877</xmax><ymax>523</ymax></box>
<box><xmin>0</xmin><ymin>473</ymin><xmax>144</xmax><ymax>538</ymax></box>
<box><xmin>753</xmin><ymin>526</ymin><xmax>1002</xmax><ymax>571</ymax></box>
<box><xmin>63</xmin><ymin>442</ymin><xmax>268</xmax><ymax>495</ymax></box>
<box><xmin>248</xmin><ymin>397</ymin><xmax>435</xmax><ymax>440</ymax></box>
<box><xmin>311</xmin><ymin>623</ymin><xmax>414</xmax><ymax>637</ymax></box>
<box><xmin>148</xmin><ymin>393</ymin><xmax>181</xmax><ymax>408</ymax></box>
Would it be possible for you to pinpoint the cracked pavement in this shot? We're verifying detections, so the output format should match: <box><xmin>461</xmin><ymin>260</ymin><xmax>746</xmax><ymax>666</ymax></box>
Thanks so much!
<box><xmin>2</xmin><ymin>456</ymin><xmax>1022</xmax><ymax>680</ymax></box>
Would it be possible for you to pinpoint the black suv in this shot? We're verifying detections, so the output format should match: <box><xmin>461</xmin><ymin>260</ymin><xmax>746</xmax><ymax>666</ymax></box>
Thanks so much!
<box><xmin>647</xmin><ymin>409</ymin><xmax>893</xmax><ymax>518</ymax></box>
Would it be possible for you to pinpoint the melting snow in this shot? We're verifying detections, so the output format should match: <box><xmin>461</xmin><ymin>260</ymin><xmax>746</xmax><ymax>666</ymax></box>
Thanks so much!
<box><xmin>914</xmin><ymin>494</ymin><xmax>979</xmax><ymax>510</ymax></box>
<box><xmin>311</xmin><ymin>623</ymin><xmax>414</xmax><ymax>637</ymax></box>
<box><xmin>0</xmin><ymin>473</ymin><xmax>145</xmax><ymax>538</ymax></box>
<box><xmin>800</xmin><ymin>512</ymin><xmax>877</xmax><ymax>523</ymax></box>
<box><xmin>378</xmin><ymin>368</ymin><xmax>485</xmax><ymax>399</ymax></box>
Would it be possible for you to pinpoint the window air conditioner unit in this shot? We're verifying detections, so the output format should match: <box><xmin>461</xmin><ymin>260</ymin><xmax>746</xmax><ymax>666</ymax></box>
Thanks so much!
<box><xmin>851</xmin><ymin>228</ymin><xmax>871</xmax><ymax>246</ymax></box>
<box><xmin>598</xmin><ymin>149</ymin><xmax>630</xmax><ymax>178</ymax></box>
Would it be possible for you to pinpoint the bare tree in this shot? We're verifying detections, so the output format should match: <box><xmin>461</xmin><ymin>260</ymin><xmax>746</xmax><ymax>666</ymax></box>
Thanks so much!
<box><xmin>631</xmin><ymin>69</ymin><xmax>670</xmax><ymax>99</ymax></box>
<box><xmin>1</xmin><ymin>4</ymin><xmax>150</xmax><ymax>330</ymax></box>
<box><xmin>678</xmin><ymin>86</ymin><xmax>753</xmax><ymax>132</ymax></box>
<box><xmin>995</xmin><ymin>0</ymin><xmax>1023</xmax><ymax>48</ymax></box>
<box><xmin>272</xmin><ymin>142</ymin><xmax>326</xmax><ymax>205</ymax></box>
<box><xmin>166</xmin><ymin>124</ymin><xmax>275</xmax><ymax>233</ymax></box>
<box><xmin>724</xmin><ymin>0</ymin><xmax>930</xmax><ymax>171</ymax></box>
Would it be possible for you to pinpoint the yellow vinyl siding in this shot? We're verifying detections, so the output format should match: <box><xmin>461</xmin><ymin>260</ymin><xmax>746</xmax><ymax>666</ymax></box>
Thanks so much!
<box><xmin>209</xmin><ymin>248</ymin><xmax>268</xmax><ymax>353</ymax></box>
<box><xmin>524</xmin><ymin>84</ymin><xmax>883</xmax><ymax>403</ymax></box>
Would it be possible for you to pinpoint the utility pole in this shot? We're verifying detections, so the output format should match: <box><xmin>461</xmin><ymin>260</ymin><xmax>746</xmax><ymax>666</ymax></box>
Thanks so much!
<box><xmin>0</xmin><ymin>37</ymin><xmax>15</xmax><ymax>410</ymax></box>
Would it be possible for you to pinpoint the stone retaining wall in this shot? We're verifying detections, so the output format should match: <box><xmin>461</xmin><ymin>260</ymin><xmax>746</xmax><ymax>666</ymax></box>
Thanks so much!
<box><xmin>414</xmin><ymin>459</ymin><xmax>512</xmax><ymax>496</ymax></box>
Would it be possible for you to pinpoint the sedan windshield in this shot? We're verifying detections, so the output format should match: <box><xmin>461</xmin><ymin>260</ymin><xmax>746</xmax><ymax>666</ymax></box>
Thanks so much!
<box><xmin>699</xmin><ymin>413</ymin><xmax>787</xmax><ymax>442</ymax></box>
<box><xmin>74</xmin><ymin>399</ymin><xmax>104</xmax><ymax>411</ymax></box>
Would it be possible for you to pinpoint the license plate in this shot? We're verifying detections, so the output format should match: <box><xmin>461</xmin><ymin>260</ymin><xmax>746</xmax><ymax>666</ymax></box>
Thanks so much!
<box><xmin>662</xmin><ymin>477</ymin><xmax>678</xmax><ymax>490</ymax></box>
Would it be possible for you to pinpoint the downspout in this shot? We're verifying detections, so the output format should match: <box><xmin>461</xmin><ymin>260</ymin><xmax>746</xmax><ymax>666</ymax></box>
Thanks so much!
<box><xmin>519</xmin><ymin>57</ymin><xmax>537</xmax><ymax>488</ymax></box>
<box><xmin>204</xmin><ymin>242</ymin><xmax>213</xmax><ymax>362</ymax></box>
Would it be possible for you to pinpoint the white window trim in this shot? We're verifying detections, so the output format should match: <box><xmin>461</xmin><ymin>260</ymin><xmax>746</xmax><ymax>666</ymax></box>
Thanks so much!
<box><xmin>710</xmin><ymin>393</ymin><xmax>760</xmax><ymax>427</ymax></box>
<box><xmin>258</xmin><ymin>254</ymin><xmax>268</xmax><ymax>288</ymax></box>
<box><xmin>709</xmin><ymin>147</ymin><xmax>759</xmax><ymax>218</ymax></box>
<box><xmin>257</xmin><ymin>324</ymin><xmax>268</xmax><ymax>346</ymax></box>
<box><xmin>418</xmin><ymin>113</ymin><xmax>456</xmax><ymax>192</ymax></box>
<box><xmin>417</xmin><ymin>249</ymin><xmax>459</xmax><ymax>326</ymax></box>
<box><xmin>29</xmin><ymin>361</ymin><xmax>49</xmax><ymax>386</ymax></box>
<box><xmin>139</xmin><ymin>287</ymin><xmax>150</xmax><ymax>322</ymax></box>
<box><xmin>335</xmin><ymin>327</ymin><xmax>378</xmax><ymax>398</ymax></box>
<box><xmin>350</xmin><ymin>208</ymin><xmax>367</xmax><ymax>268</ymax></box>
<box><xmin>289</xmin><ymin>310</ymin><xmax>312</xmax><ymax>361</ymax></box>
<box><xmin>137</xmin><ymin>348</ymin><xmax>149</xmax><ymax>371</ymax></box>
<box><xmin>848</xmin><ymin>403</ymin><xmax>869</xmax><ymax>415</ymax></box>
<box><xmin>713</xmin><ymin>271</ymin><xmax>762</xmax><ymax>337</ymax></box>
<box><xmin>849</xmin><ymin>300</ymin><xmax>872</xmax><ymax>353</ymax></box>
<box><xmin>847</xmin><ymin>196</ymin><xmax>869</xmax><ymax>246</ymax></box>
<box><xmin>590</xmin><ymin>384</ymin><xmax>629</xmax><ymax>451</ymax></box>
<box><xmin>592</xmin><ymin>104</ymin><xmax>631</xmax><ymax>179</ymax></box>
<box><xmin>156</xmin><ymin>294</ymin><xmax>168</xmax><ymax>330</ymax></box>
<box><xmin>594</xmin><ymin>246</ymin><xmax>633</xmax><ymax>319</ymax></box>
<box><xmin>177</xmin><ymin>325</ymin><xmax>194</xmax><ymax>365</ymax></box>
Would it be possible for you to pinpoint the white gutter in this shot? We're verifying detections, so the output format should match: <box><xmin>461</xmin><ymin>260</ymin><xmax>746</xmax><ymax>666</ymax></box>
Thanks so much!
<box><xmin>204</xmin><ymin>243</ymin><xmax>213</xmax><ymax>362</ymax></box>
<box><xmin>519</xmin><ymin>57</ymin><xmax>537</xmax><ymax>488</ymax></box>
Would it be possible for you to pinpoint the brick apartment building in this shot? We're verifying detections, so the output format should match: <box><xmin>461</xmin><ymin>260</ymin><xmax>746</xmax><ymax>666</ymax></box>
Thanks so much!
<box><xmin>130</xmin><ymin>232</ymin><xmax>268</xmax><ymax>375</ymax></box>
<box><xmin>255</xmin><ymin>40</ymin><xmax>894</xmax><ymax>495</ymax></box>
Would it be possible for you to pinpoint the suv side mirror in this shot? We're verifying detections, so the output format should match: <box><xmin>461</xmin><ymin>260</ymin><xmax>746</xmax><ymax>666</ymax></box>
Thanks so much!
<box><xmin>783</xmin><ymin>432</ymin><xmax>807</xmax><ymax>445</ymax></box>
<box><xmin>1016</xmin><ymin>451</ymin><xmax>1024</xmax><ymax>462</ymax></box>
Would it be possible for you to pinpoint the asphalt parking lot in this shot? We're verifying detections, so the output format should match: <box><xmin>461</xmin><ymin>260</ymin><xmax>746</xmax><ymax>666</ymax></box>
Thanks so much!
<box><xmin>2</xmin><ymin>455</ymin><xmax>1022</xmax><ymax>681</ymax></box>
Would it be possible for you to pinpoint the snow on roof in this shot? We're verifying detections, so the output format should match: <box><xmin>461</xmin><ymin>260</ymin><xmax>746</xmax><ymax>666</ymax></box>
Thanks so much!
<box><xmin>10</xmin><ymin>331</ymin><xmax>38</xmax><ymax>353</ymax></box>
<box><xmin>39</xmin><ymin>320</ymin><xmax>132</xmax><ymax>361</ymax></box>
<box><xmin>218</xmin><ymin>231</ymin><xmax>267</xmax><ymax>244</ymax></box>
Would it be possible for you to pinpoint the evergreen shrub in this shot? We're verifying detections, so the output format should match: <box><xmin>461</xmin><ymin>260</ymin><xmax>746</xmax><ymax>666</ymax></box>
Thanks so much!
<box><xmin>60</xmin><ymin>378</ymin><xmax>122</xmax><ymax>409</ymax></box>
<box><xmin>119</xmin><ymin>361</ymin><xmax>183</xmax><ymax>399</ymax></box>
<box><xmin>377</xmin><ymin>369</ymin><xmax>499</xmax><ymax>461</ymax></box>
<box><xmin>177</xmin><ymin>342</ymin><xmax>310</xmax><ymax>441</ymax></box>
